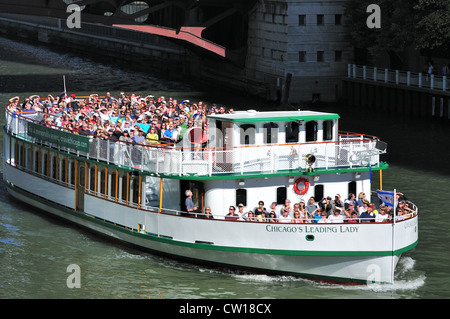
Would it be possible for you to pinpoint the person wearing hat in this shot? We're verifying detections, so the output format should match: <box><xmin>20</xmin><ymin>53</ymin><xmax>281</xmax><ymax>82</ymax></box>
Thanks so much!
<box><xmin>237</xmin><ymin>203</ymin><xmax>245</xmax><ymax>221</ymax></box>
<box><xmin>319</xmin><ymin>196</ymin><xmax>333</xmax><ymax>217</ymax></box>
<box><xmin>359</xmin><ymin>204</ymin><xmax>375</xmax><ymax>223</ymax></box>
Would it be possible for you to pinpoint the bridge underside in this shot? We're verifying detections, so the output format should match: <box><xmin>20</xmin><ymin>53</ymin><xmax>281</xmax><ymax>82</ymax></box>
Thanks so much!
<box><xmin>0</xmin><ymin>0</ymin><xmax>257</xmax><ymax>66</ymax></box>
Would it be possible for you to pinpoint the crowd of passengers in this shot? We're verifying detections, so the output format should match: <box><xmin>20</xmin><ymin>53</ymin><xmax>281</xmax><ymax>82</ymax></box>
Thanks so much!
<box><xmin>7</xmin><ymin>92</ymin><xmax>232</xmax><ymax>145</ymax></box>
<box><xmin>192</xmin><ymin>192</ymin><xmax>416</xmax><ymax>223</ymax></box>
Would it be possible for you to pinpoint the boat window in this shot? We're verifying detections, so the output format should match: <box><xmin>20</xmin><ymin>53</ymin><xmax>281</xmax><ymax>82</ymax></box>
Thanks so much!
<box><xmin>34</xmin><ymin>150</ymin><xmax>40</xmax><ymax>174</ymax></box>
<box><xmin>276</xmin><ymin>187</ymin><xmax>287</xmax><ymax>204</ymax></box>
<box><xmin>323</xmin><ymin>120</ymin><xmax>333</xmax><ymax>141</ymax></box>
<box><xmin>90</xmin><ymin>166</ymin><xmax>96</xmax><ymax>193</ymax></box>
<box><xmin>348</xmin><ymin>181</ymin><xmax>356</xmax><ymax>195</ymax></box>
<box><xmin>110</xmin><ymin>170</ymin><xmax>117</xmax><ymax>200</ymax></box>
<box><xmin>26</xmin><ymin>147</ymin><xmax>32</xmax><ymax>171</ymax></box>
<box><xmin>61</xmin><ymin>157</ymin><xmax>67</xmax><ymax>183</ymax></box>
<box><xmin>240</xmin><ymin>124</ymin><xmax>256</xmax><ymax>145</ymax></box>
<box><xmin>19</xmin><ymin>144</ymin><xmax>25</xmax><ymax>168</ymax></box>
<box><xmin>305</xmin><ymin>121</ymin><xmax>318</xmax><ymax>142</ymax></box>
<box><xmin>236</xmin><ymin>189</ymin><xmax>247</xmax><ymax>207</ymax></box>
<box><xmin>263</xmin><ymin>122</ymin><xmax>279</xmax><ymax>144</ymax></box>
<box><xmin>314</xmin><ymin>184</ymin><xmax>324</xmax><ymax>201</ymax></box>
<box><xmin>285</xmin><ymin>122</ymin><xmax>299</xmax><ymax>143</ymax></box>
<box><xmin>79</xmin><ymin>164</ymin><xmax>85</xmax><ymax>188</ymax></box>
<box><xmin>43</xmin><ymin>152</ymin><xmax>49</xmax><ymax>177</ymax></box>
<box><xmin>99</xmin><ymin>167</ymin><xmax>106</xmax><ymax>195</ymax></box>
<box><xmin>52</xmin><ymin>155</ymin><xmax>57</xmax><ymax>180</ymax></box>
<box><xmin>122</xmin><ymin>172</ymin><xmax>129</xmax><ymax>203</ymax></box>
<box><xmin>132</xmin><ymin>175</ymin><xmax>140</xmax><ymax>205</ymax></box>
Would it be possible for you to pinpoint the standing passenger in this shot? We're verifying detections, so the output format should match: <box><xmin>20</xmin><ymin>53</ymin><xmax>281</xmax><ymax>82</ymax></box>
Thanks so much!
<box><xmin>185</xmin><ymin>190</ymin><xmax>197</xmax><ymax>213</ymax></box>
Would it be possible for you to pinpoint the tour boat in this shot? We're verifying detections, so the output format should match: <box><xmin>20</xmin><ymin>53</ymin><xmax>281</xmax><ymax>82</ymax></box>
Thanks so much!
<box><xmin>2</xmin><ymin>102</ymin><xmax>418</xmax><ymax>284</ymax></box>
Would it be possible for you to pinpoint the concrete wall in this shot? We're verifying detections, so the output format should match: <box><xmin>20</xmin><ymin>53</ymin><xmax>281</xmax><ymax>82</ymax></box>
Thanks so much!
<box><xmin>245</xmin><ymin>0</ymin><xmax>353</xmax><ymax>103</ymax></box>
<box><xmin>0</xmin><ymin>13</ymin><xmax>189</xmax><ymax>77</ymax></box>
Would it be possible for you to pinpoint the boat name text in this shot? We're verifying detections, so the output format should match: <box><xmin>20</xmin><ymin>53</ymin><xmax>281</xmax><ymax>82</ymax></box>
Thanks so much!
<box><xmin>265</xmin><ymin>225</ymin><xmax>359</xmax><ymax>234</ymax></box>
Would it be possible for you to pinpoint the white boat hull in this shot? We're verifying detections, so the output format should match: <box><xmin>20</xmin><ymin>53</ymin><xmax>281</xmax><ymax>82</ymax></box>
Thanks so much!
<box><xmin>4</xmin><ymin>163</ymin><xmax>417</xmax><ymax>284</ymax></box>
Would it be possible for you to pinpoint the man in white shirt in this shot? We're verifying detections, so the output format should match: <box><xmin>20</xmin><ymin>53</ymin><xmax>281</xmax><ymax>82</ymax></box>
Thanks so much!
<box><xmin>278</xmin><ymin>209</ymin><xmax>292</xmax><ymax>223</ymax></box>
<box><xmin>375</xmin><ymin>206</ymin><xmax>389</xmax><ymax>222</ymax></box>
<box><xmin>327</xmin><ymin>209</ymin><xmax>344</xmax><ymax>223</ymax></box>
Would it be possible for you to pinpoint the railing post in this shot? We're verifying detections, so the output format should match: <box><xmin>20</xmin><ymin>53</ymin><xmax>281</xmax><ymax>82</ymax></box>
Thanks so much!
<box><xmin>352</xmin><ymin>64</ymin><xmax>356</xmax><ymax>78</ymax></box>
<box><xmin>363</xmin><ymin>65</ymin><xmax>367</xmax><ymax>80</ymax></box>
<box><xmin>208</xmin><ymin>150</ymin><xmax>213</xmax><ymax>176</ymax></box>
<box><xmin>107</xmin><ymin>139</ymin><xmax>110</xmax><ymax>164</ymax></box>
<box><xmin>270</xmin><ymin>146</ymin><xmax>275</xmax><ymax>173</ymax></box>
<box><xmin>407</xmin><ymin>71</ymin><xmax>411</xmax><ymax>86</ymax></box>
<box><xmin>373</xmin><ymin>67</ymin><xmax>377</xmax><ymax>81</ymax></box>
<box><xmin>348</xmin><ymin>64</ymin><xmax>351</xmax><ymax>78</ymax></box>
<box><xmin>444</xmin><ymin>76</ymin><xmax>447</xmax><ymax>91</ymax></box>
<box><xmin>384</xmin><ymin>69</ymin><xmax>388</xmax><ymax>83</ymax></box>
<box><xmin>178</xmin><ymin>149</ymin><xmax>182</xmax><ymax>176</ymax></box>
<box><xmin>395</xmin><ymin>70</ymin><xmax>399</xmax><ymax>84</ymax></box>
<box><xmin>418</xmin><ymin>73</ymin><xmax>422</xmax><ymax>88</ymax></box>
<box><xmin>430</xmin><ymin>74</ymin><xmax>434</xmax><ymax>89</ymax></box>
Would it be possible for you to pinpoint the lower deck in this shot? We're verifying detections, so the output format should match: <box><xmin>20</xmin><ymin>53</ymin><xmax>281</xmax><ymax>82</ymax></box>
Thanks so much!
<box><xmin>5</xmin><ymin>132</ymin><xmax>384</xmax><ymax>219</ymax></box>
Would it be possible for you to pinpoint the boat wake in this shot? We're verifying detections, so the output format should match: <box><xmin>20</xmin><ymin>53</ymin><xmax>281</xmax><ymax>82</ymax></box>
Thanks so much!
<box><xmin>226</xmin><ymin>257</ymin><xmax>425</xmax><ymax>293</ymax></box>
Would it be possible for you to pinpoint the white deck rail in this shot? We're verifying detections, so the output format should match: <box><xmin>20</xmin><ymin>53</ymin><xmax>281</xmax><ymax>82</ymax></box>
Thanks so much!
<box><xmin>348</xmin><ymin>64</ymin><xmax>450</xmax><ymax>92</ymax></box>
<box><xmin>6</xmin><ymin>109</ymin><xmax>386</xmax><ymax>177</ymax></box>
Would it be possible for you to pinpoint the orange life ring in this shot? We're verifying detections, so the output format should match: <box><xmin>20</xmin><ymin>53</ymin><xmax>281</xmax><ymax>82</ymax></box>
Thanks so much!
<box><xmin>293</xmin><ymin>177</ymin><xmax>309</xmax><ymax>195</ymax></box>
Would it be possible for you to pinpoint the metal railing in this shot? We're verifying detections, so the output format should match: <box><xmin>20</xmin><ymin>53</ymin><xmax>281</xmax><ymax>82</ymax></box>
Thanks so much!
<box><xmin>348</xmin><ymin>64</ymin><xmax>450</xmax><ymax>92</ymax></box>
<box><xmin>5</xmin><ymin>109</ymin><xmax>386</xmax><ymax>177</ymax></box>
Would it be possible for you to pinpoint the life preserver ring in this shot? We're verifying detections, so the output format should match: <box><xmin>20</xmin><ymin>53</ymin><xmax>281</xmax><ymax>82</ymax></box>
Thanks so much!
<box><xmin>293</xmin><ymin>177</ymin><xmax>309</xmax><ymax>195</ymax></box>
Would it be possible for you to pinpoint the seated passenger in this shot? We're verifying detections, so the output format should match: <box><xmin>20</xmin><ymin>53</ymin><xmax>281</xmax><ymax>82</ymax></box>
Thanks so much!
<box><xmin>359</xmin><ymin>204</ymin><xmax>375</xmax><ymax>223</ymax></box>
<box><xmin>146</xmin><ymin>127</ymin><xmax>159</xmax><ymax>144</ymax></box>
<box><xmin>254</xmin><ymin>201</ymin><xmax>267</xmax><ymax>217</ymax></box>
<box><xmin>306</xmin><ymin>196</ymin><xmax>319</xmax><ymax>217</ymax></box>
<box><xmin>292</xmin><ymin>211</ymin><xmax>303</xmax><ymax>224</ymax></box>
<box><xmin>269</xmin><ymin>202</ymin><xmax>280</xmax><ymax>217</ymax></box>
<box><xmin>318</xmin><ymin>196</ymin><xmax>333</xmax><ymax>217</ymax></box>
<box><xmin>375</xmin><ymin>206</ymin><xmax>388</xmax><ymax>223</ymax></box>
<box><xmin>267</xmin><ymin>211</ymin><xmax>278</xmax><ymax>223</ymax></box>
<box><xmin>237</xmin><ymin>203</ymin><xmax>246</xmax><ymax>221</ymax></box>
<box><xmin>246</xmin><ymin>211</ymin><xmax>256</xmax><ymax>222</ymax></box>
<box><xmin>347</xmin><ymin>211</ymin><xmax>359</xmax><ymax>223</ymax></box>
<box><xmin>225</xmin><ymin>206</ymin><xmax>240</xmax><ymax>220</ymax></box>
<box><xmin>317</xmin><ymin>212</ymin><xmax>328</xmax><ymax>223</ymax></box>
<box><xmin>278</xmin><ymin>209</ymin><xmax>292</xmax><ymax>223</ymax></box>
<box><xmin>256</xmin><ymin>211</ymin><xmax>267</xmax><ymax>222</ymax></box>
<box><xmin>327</xmin><ymin>209</ymin><xmax>344</xmax><ymax>223</ymax></box>
<box><xmin>332</xmin><ymin>194</ymin><xmax>344</xmax><ymax>209</ymax></box>
<box><xmin>312</xmin><ymin>208</ymin><xmax>322</xmax><ymax>223</ymax></box>
<box><xmin>281</xmin><ymin>199</ymin><xmax>292</xmax><ymax>217</ymax></box>
<box><xmin>201</xmin><ymin>206</ymin><xmax>214</xmax><ymax>219</ymax></box>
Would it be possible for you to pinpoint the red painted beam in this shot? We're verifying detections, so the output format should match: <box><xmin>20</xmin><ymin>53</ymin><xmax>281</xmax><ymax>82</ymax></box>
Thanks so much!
<box><xmin>113</xmin><ymin>24</ymin><xmax>226</xmax><ymax>58</ymax></box>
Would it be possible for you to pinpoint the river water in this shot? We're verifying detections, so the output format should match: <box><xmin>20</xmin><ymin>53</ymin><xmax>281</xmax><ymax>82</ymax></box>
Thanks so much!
<box><xmin>0</xmin><ymin>36</ymin><xmax>448</xmax><ymax>299</ymax></box>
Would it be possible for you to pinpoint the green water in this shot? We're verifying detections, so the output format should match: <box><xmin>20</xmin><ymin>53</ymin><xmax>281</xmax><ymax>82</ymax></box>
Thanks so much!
<box><xmin>0</xmin><ymin>36</ymin><xmax>448</xmax><ymax>299</ymax></box>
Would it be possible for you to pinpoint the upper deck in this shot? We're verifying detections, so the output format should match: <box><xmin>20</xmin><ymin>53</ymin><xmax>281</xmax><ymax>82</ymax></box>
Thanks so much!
<box><xmin>5</xmin><ymin>108</ymin><xmax>387</xmax><ymax>178</ymax></box>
